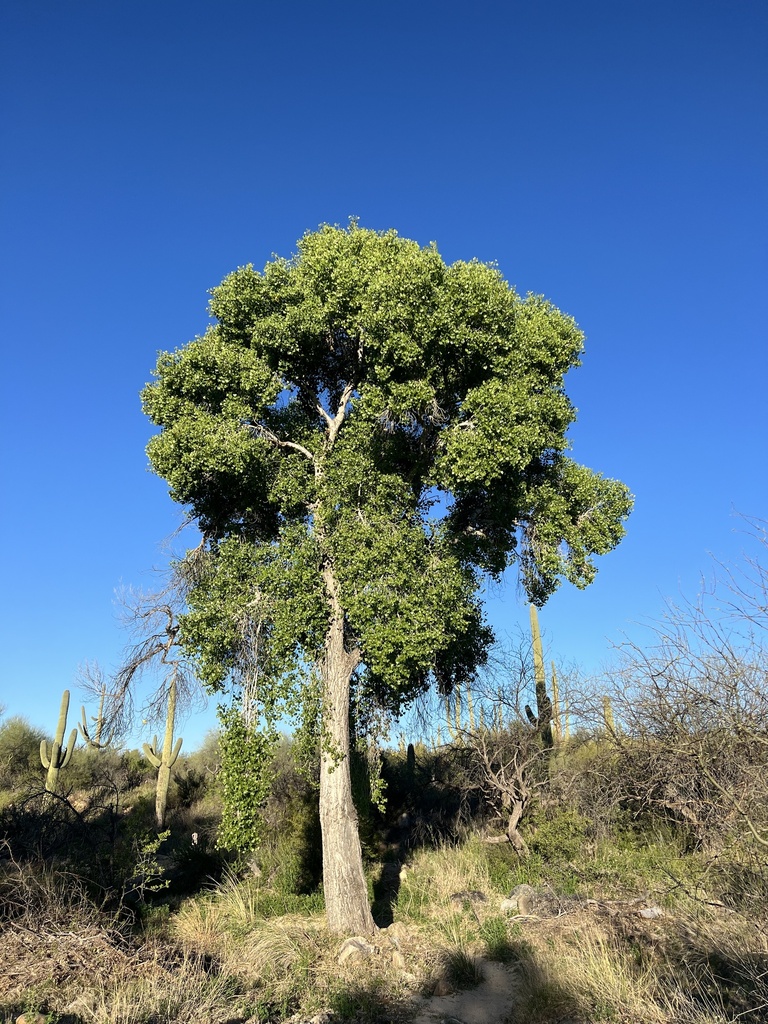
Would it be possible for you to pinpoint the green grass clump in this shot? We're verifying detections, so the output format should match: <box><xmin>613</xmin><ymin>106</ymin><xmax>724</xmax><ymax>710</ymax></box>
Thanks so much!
<box><xmin>439</xmin><ymin>946</ymin><xmax>485</xmax><ymax>989</ymax></box>
<box><xmin>479</xmin><ymin>915</ymin><xmax>520</xmax><ymax>964</ymax></box>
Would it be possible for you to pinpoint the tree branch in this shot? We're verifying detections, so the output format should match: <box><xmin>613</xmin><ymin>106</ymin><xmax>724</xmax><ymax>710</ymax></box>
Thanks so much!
<box><xmin>326</xmin><ymin>381</ymin><xmax>356</xmax><ymax>446</ymax></box>
<box><xmin>244</xmin><ymin>422</ymin><xmax>317</xmax><ymax>464</ymax></box>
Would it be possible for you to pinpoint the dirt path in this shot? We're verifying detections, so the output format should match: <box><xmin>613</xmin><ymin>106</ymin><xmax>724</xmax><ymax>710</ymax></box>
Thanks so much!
<box><xmin>410</xmin><ymin>960</ymin><xmax>519</xmax><ymax>1024</ymax></box>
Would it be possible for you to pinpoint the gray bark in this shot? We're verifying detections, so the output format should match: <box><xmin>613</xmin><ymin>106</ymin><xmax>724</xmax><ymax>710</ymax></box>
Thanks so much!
<box><xmin>318</xmin><ymin>566</ymin><xmax>376</xmax><ymax>936</ymax></box>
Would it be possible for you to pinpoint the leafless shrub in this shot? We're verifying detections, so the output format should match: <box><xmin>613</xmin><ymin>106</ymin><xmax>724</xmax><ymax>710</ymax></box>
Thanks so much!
<box><xmin>413</xmin><ymin>633</ymin><xmax>560</xmax><ymax>854</ymax></box>
<box><xmin>603</xmin><ymin>518</ymin><xmax>768</xmax><ymax>851</ymax></box>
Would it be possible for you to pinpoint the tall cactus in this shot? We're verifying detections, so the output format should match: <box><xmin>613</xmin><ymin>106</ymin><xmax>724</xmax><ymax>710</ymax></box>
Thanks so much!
<box><xmin>406</xmin><ymin>742</ymin><xmax>416</xmax><ymax>791</ymax></box>
<box><xmin>550</xmin><ymin>660</ymin><xmax>562</xmax><ymax>743</ymax></box>
<box><xmin>563</xmin><ymin>693</ymin><xmax>571</xmax><ymax>740</ymax></box>
<box><xmin>602</xmin><ymin>694</ymin><xmax>616</xmax><ymax>736</ymax></box>
<box><xmin>528</xmin><ymin>604</ymin><xmax>554</xmax><ymax>747</ymax></box>
<box><xmin>465</xmin><ymin>679</ymin><xmax>476</xmax><ymax>733</ymax></box>
<box><xmin>143</xmin><ymin>673</ymin><xmax>183</xmax><ymax>828</ymax></box>
<box><xmin>79</xmin><ymin>684</ymin><xmax>114</xmax><ymax>749</ymax></box>
<box><xmin>40</xmin><ymin>690</ymin><xmax>78</xmax><ymax>793</ymax></box>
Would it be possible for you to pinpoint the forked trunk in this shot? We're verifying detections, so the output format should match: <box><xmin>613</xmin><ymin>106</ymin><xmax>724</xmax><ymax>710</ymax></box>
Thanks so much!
<box><xmin>318</xmin><ymin>570</ymin><xmax>376</xmax><ymax>937</ymax></box>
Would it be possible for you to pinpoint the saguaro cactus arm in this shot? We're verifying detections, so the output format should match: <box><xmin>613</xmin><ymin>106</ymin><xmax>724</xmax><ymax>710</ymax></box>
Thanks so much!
<box><xmin>143</xmin><ymin>735</ymin><xmax>182</xmax><ymax>767</ymax></box>
<box><xmin>79</xmin><ymin>685</ymin><xmax>114</xmax><ymax>749</ymax></box>
<box><xmin>143</xmin><ymin>735</ymin><xmax>161</xmax><ymax>766</ymax></box>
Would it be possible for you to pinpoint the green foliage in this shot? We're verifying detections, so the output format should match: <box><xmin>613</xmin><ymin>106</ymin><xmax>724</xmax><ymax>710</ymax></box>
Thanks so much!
<box><xmin>117</xmin><ymin>826</ymin><xmax>172</xmax><ymax>907</ymax></box>
<box><xmin>120</xmin><ymin>747</ymin><xmax>155</xmax><ymax>785</ymax></box>
<box><xmin>143</xmin><ymin>222</ymin><xmax>632</xmax><ymax>702</ymax></box>
<box><xmin>484</xmin><ymin>841</ymin><xmax>535</xmax><ymax>892</ymax></box>
<box><xmin>65</xmin><ymin>744</ymin><xmax>124</xmax><ymax>792</ymax></box>
<box><xmin>173</xmin><ymin>765</ymin><xmax>208</xmax><ymax>808</ymax></box>
<box><xmin>250</xmin><ymin>886</ymin><xmax>324</xmax><ymax>919</ymax></box>
<box><xmin>250</xmin><ymin>735</ymin><xmax>322</xmax><ymax>893</ymax></box>
<box><xmin>480</xmin><ymin>915</ymin><xmax>519</xmax><ymax>964</ymax></box>
<box><xmin>216</xmin><ymin>707</ymin><xmax>275</xmax><ymax>854</ymax></box>
<box><xmin>0</xmin><ymin>716</ymin><xmax>46</xmax><ymax>789</ymax></box>
<box><xmin>527</xmin><ymin>808</ymin><xmax>591</xmax><ymax>863</ymax></box>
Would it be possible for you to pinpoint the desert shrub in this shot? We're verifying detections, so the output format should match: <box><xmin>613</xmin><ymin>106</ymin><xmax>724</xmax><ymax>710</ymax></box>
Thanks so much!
<box><xmin>600</xmin><ymin>529</ymin><xmax>768</xmax><ymax>854</ymax></box>
<box><xmin>248</xmin><ymin>737</ymin><xmax>321</xmax><ymax>892</ymax></box>
<box><xmin>183</xmin><ymin>728</ymin><xmax>222</xmax><ymax>778</ymax></box>
<box><xmin>526</xmin><ymin>807</ymin><xmax>591</xmax><ymax>863</ymax></box>
<box><xmin>174</xmin><ymin>765</ymin><xmax>209</xmax><ymax>808</ymax></box>
<box><xmin>66</xmin><ymin>744</ymin><xmax>125</xmax><ymax>793</ymax></box>
<box><xmin>255</xmin><ymin>797</ymin><xmax>322</xmax><ymax>896</ymax></box>
<box><xmin>0</xmin><ymin>716</ymin><xmax>47</xmax><ymax>790</ymax></box>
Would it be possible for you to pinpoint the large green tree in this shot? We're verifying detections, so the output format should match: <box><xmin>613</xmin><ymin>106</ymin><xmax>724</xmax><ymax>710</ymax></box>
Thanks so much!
<box><xmin>142</xmin><ymin>224</ymin><xmax>632</xmax><ymax>934</ymax></box>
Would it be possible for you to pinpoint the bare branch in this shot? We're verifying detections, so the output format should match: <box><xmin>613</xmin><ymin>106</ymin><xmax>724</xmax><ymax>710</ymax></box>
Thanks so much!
<box><xmin>243</xmin><ymin>421</ymin><xmax>316</xmax><ymax>464</ymax></box>
<box><xmin>327</xmin><ymin>381</ymin><xmax>356</xmax><ymax>446</ymax></box>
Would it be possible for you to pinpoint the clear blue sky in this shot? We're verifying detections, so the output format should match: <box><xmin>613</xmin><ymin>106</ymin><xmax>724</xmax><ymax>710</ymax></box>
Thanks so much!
<box><xmin>1</xmin><ymin>0</ymin><xmax>765</xmax><ymax>750</ymax></box>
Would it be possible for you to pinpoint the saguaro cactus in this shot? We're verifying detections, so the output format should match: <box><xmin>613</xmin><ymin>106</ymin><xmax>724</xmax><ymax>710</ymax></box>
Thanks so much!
<box><xmin>602</xmin><ymin>694</ymin><xmax>616</xmax><ymax>736</ymax></box>
<box><xmin>550</xmin><ymin>660</ymin><xmax>563</xmax><ymax>743</ymax></box>
<box><xmin>79</xmin><ymin>684</ymin><xmax>114</xmax><ymax>749</ymax></box>
<box><xmin>528</xmin><ymin>604</ymin><xmax>554</xmax><ymax>747</ymax></box>
<box><xmin>143</xmin><ymin>674</ymin><xmax>183</xmax><ymax>828</ymax></box>
<box><xmin>40</xmin><ymin>689</ymin><xmax>78</xmax><ymax>793</ymax></box>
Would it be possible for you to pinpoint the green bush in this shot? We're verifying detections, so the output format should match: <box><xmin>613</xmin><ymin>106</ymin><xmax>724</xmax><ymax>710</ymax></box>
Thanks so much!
<box><xmin>0</xmin><ymin>716</ymin><xmax>47</xmax><ymax>790</ymax></box>
<box><xmin>526</xmin><ymin>808</ymin><xmax>591</xmax><ymax>863</ymax></box>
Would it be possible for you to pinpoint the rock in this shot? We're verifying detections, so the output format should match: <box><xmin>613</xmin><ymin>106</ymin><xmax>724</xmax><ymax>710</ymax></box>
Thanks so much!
<box><xmin>63</xmin><ymin>993</ymin><xmax>97</xmax><ymax>1015</ymax></box>
<box><xmin>282</xmin><ymin>1012</ymin><xmax>333</xmax><ymax>1024</ymax></box>
<box><xmin>450</xmin><ymin>890</ymin><xmax>488</xmax><ymax>904</ymax></box>
<box><xmin>637</xmin><ymin>906</ymin><xmax>664</xmax><ymax>919</ymax></box>
<box><xmin>16</xmin><ymin>1015</ymin><xmax>48</xmax><ymax>1024</ymax></box>
<box><xmin>338</xmin><ymin>936</ymin><xmax>375</xmax><ymax>963</ymax></box>
<box><xmin>502</xmin><ymin>883</ymin><xmax>537</xmax><ymax>915</ymax></box>
<box><xmin>383</xmin><ymin>920</ymin><xmax>410</xmax><ymax>945</ymax></box>
<box><xmin>392</xmin><ymin>950</ymin><xmax>407</xmax><ymax>970</ymax></box>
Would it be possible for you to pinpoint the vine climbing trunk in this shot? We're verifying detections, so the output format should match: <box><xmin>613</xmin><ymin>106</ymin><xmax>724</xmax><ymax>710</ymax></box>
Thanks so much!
<box><xmin>318</xmin><ymin>566</ymin><xmax>376</xmax><ymax>937</ymax></box>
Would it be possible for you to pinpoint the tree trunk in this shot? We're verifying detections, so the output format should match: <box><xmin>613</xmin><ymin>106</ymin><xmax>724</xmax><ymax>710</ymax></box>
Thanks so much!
<box><xmin>318</xmin><ymin>568</ymin><xmax>376</xmax><ymax>937</ymax></box>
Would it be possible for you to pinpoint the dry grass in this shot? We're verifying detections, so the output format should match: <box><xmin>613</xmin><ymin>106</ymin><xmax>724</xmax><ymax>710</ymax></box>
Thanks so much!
<box><xmin>395</xmin><ymin>834</ymin><xmax>501</xmax><ymax>927</ymax></box>
<box><xmin>501</xmin><ymin>905</ymin><xmax>768</xmax><ymax>1024</ymax></box>
<box><xmin>2</xmin><ymin>829</ymin><xmax>767</xmax><ymax>1024</ymax></box>
<box><xmin>77</xmin><ymin>950</ymin><xmax>240</xmax><ymax>1024</ymax></box>
<box><xmin>171</xmin><ymin>892</ymin><xmax>230</xmax><ymax>956</ymax></box>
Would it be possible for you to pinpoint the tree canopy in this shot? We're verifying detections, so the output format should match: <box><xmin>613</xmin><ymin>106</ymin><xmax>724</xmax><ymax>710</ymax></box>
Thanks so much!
<box><xmin>142</xmin><ymin>223</ymin><xmax>632</xmax><ymax>933</ymax></box>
